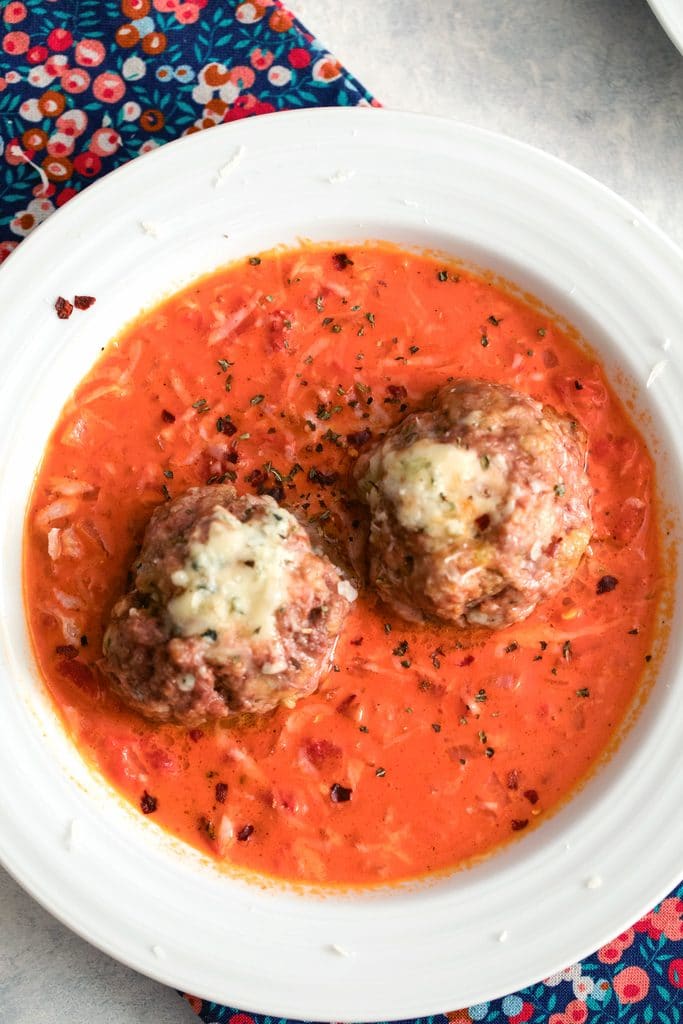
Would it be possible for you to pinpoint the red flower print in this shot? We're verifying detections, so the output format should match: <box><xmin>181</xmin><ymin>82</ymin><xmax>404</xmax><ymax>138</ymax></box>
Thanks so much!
<box><xmin>0</xmin><ymin>241</ymin><xmax>19</xmax><ymax>264</ymax></box>
<box><xmin>229</xmin><ymin>1015</ymin><xmax>255</xmax><ymax>1024</ymax></box>
<box><xmin>597</xmin><ymin>941</ymin><xmax>620</xmax><ymax>964</ymax></box>
<box><xmin>564</xmin><ymin>999</ymin><xmax>588</xmax><ymax>1024</ymax></box>
<box><xmin>288</xmin><ymin>47</ymin><xmax>311</xmax><ymax>68</ymax></box>
<box><xmin>62</xmin><ymin>68</ymin><xmax>91</xmax><ymax>94</ymax></box>
<box><xmin>4</xmin><ymin>138</ymin><xmax>28</xmax><ymax>166</ymax></box>
<box><xmin>176</xmin><ymin>2</ymin><xmax>200</xmax><ymax>23</ymax></box>
<box><xmin>92</xmin><ymin>72</ymin><xmax>126</xmax><ymax>103</ymax></box>
<box><xmin>650</xmin><ymin>897</ymin><xmax>683</xmax><ymax>940</ymax></box>
<box><xmin>26</xmin><ymin>44</ymin><xmax>48</xmax><ymax>64</ymax></box>
<box><xmin>228</xmin><ymin>65</ymin><xmax>255</xmax><ymax>88</ymax></box>
<box><xmin>223</xmin><ymin>95</ymin><xmax>274</xmax><ymax>121</ymax></box>
<box><xmin>3</xmin><ymin>2</ymin><xmax>27</xmax><ymax>24</ymax></box>
<box><xmin>47</xmin><ymin>27</ymin><xmax>73</xmax><ymax>51</ymax></box>
<box><xmin>614</xmin><ymin>927</ymin><xmax>634</xmax><ymax>950</ymax></box>
<box><xmin>47</xmin><ymin>132</ymin><xmax>75</xmax><ymax>157</ymax></box>
<box><xmin>89</xmin><ymin>127</ymin><xmax>122</xmax><ymax>157</ymax></box>
<box><xmin>3</xmin><ymin>30</ymin><xmax>30</xmax><ymax>55</ymax></box>
<box><xmin>669</xmin><ymin>959</ymin><xmax>683</xmax><ymax>988</ymax></box>
<box><xmin>56</xmin><ymin>109</ymin><xmax>88</xmax><ymax>138</ymax></box>
<box><xmin>250</xmin><ymin>47</ymin><xmax>274</xmax><ymax>70</ymax></box>
<box><xmin>73</xmin><ymin>151</ymin><xmax>102</xmax><ymax>177</ymax></box>
<box><xmin>56</xmin><ymin>187</ymin><xmax>77</xmax><ymax>207</ymax></box>
<box><xmin>74</xmin><ymin>38</ymin><xmax>105</xmax><ymax>67</ymax></box>
<box><xmin>509</xmin><ymin>1002</ymin><xmax>533</xmax><ymax>1024</ymax></box>
<box><xmin>45</xmin><ymin>53</ymin><xmax>68</xmax><ymax>76</ymax></box>
<box><xmin>32</xmin><ymin>182</ymin><xmax>55</xmax><ymax>198</ymax></box>
<box><xmin>613</xmin><ymin>966</ymin><xmax>650</xmax><ymax>1004</ymax></box>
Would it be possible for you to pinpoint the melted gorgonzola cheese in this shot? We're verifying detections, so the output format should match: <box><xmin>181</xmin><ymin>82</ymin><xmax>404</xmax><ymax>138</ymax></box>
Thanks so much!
<box><xmin>368</xmin><ymin>439</ymin><xmax>508</xmax><ymax>542</ymax></box>
<box><xmin>167</xmin><ymin>504</ymin><xmax>299</xmax><ymax>640</ymax></box>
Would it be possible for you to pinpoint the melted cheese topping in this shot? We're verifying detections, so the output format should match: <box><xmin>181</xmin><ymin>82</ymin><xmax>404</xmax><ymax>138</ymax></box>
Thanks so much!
<box><xmin>167</xmin><ymin>504</ymin><xmax>298</xmax><ymax>640</ymax></box>
<box><xmin>369</xmin><ymin>439</ymin><xmax>508</xmax><ymax>541</ymax></box>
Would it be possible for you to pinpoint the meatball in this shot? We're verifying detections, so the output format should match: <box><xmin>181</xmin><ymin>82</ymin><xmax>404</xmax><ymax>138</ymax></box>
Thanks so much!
<box><xmin>101</xmin><ymin>486</ymin><xmax>355</xmax><ymax>725</ymax></box>
<box><xmin>354</xmin><ymin>379</ymin><xmax>592</xmax><ymax>628</ymax></box>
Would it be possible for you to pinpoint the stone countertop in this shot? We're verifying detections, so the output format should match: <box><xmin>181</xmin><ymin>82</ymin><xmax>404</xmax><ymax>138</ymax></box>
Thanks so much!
<box><xmin>1</xmin><ymin>2</ymin><xmax>681</xmax><ymax>1021</ymax></box>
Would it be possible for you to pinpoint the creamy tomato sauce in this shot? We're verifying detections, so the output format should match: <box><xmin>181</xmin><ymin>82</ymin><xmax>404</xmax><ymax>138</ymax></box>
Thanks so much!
<box><xmin>24</xmin><ymin>242</ymin><xmax>663</xmax><ymax>885</ymax></box>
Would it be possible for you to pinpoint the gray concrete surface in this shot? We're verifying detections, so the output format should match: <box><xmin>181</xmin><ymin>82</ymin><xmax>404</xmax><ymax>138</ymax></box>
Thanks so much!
<box><xmin>1</xmin><ymin>1</ymin><xmax>681</xmax><ymax>1021</ymax></box>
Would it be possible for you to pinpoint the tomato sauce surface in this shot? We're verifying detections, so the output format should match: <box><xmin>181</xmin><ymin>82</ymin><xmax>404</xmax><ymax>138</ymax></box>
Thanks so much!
<box><xmin>23</xmin><ymin>242</ymin><xmax>663</xmax><ymax>885</ymax></box>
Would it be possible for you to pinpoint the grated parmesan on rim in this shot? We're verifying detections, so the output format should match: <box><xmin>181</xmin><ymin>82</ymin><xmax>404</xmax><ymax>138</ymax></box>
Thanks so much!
<box><xmin>214</xmin><ymin>145</ymin><xmax>246</xmax><ymax>187</ymax></box>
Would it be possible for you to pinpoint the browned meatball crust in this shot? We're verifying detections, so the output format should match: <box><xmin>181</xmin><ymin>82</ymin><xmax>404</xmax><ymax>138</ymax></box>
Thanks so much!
<box><xmin>354</xmin><ymin>379</ymin><xmax>592</xmax><ymax>628</ymax></box>
<box><xmin>101</xmin><ymin>486</ymin><xmax>354</xmax><ymax>725</ymax></box>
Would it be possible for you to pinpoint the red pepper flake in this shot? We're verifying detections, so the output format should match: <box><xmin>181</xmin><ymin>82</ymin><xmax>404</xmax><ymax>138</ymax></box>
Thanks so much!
<box><xmin>349</xmin><ymin>636</ymin><xmax>363</xmax><ymax>646</ymax></box>
<box><xmin>332</xmin><ymin>252</ymin><xmax>354</xmax><ymax>270</ymax></box>
<box><xmin>305</xmin><ymin>739</ymin><xmax>342</xmax><ymax>767</ymax></box>
<box><xmin>198</xmin><ymin>815</ymin><xmax>216</xmax><ymax>840</ymax></box>
<box><xmin>523</xmin><ymin>789</ymin><xmax>539</xmax><ymax>805</ymax></box>
<box><xmin>55</xmin><ymin>296</ymin><xmax>73</xmax><ymax>319</ymax></box>
<box><xmin>330</xmin><ymin>783</ymin><xmax>352</xmax><ymax>803</ymax></box>
<box><xmin>140</xmin><ymin>790</ymin><xmax>158</xmax><ymax>814</ymax></box>
<box><xmin>511</xmin><ymin>819</ymin><xmax>529</xmax><ymax>831</ymax></box>
<box><xmin>55</xmin><ymin>644</ymin><xmax>79</xmax><ymax>659</ymax></box>
<box><xmin>504</xmin><ymin>641</ymin><xmax>519</xmax><ymax>653</ymax></box>
<box><xmin>459</xmin><ymin>654</ymin><xmax>475</xmax><ymax>667</ymax></box>
<box><xmin>384</xmin><ymin>384</ymin><xmax>408</xmax><ymax>404</ymax></box>
<box><xmin>506</xmin><ymin>769</ymin><xmax>520</xmax><ymax>791</ymax></box>
<box><xmin>596</xmin><ymin>575</ymin><xmax>618</xmax><ymax>594</ymax></box>
<box><xmin>474</xmin><ymin>513</ymin><xmax>490</xmax><ymax>532</ymax></box>
<box><xmin>161</xmin><ymin>409</ymin><xmax>176</xmax><ymax>423</ymax></box>
<box><xmin>74</xmin><ymin>295</ymin><xmax>96</xmax><ymax>310</ymax></box>
<box><xmin>237</xmin><ymin>823</ymin><xmax>254</xmax><ymax>841</ymax></box>
<box><xmin>216</xmin><ymin>415</ymin><xmax>237</xmax><ymax>437</ymax></box>
<box><xmin>336</xmin><ymin>693</ymin><xmax>358</xmax><ymax>717</ymax></box>
<box><xmin>215</xmin><ymin>782</ymin><xmax>228</xmax><ymax>804</ymax></box>
<box><xmin>188</xmin><ymin>728</ymin><xmax>204</xmax><ymax>742</ymax></box>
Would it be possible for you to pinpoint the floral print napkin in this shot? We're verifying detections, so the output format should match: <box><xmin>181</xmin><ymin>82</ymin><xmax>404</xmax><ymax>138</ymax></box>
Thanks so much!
<box><xmin>0</xmin><ymin>0</ymin><xmax>375</xmax><ymax>263</ymax></box>
<box><xmin>1</xmin><ymin>3</ymin><xmax>681</xmax><ymax>1023</ymax></box>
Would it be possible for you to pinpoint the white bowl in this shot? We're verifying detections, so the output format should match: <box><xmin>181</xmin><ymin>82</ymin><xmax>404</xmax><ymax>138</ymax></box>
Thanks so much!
<box><xmin>0</xmin><ymin>109</ymin><xmax>682</xmax><ymax>1022</ymax></box>
<box><xmin>646</xmin><ymin>0</ymin><xmax>683</xmax><ymax>55</ymax></box>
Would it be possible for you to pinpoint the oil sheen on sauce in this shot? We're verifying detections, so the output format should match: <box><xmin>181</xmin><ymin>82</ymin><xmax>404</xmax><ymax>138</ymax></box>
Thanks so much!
<box><xmin>23</xmin><ymin>242</ymin><xmax>663</xmax><ymax>885</ymax></box>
